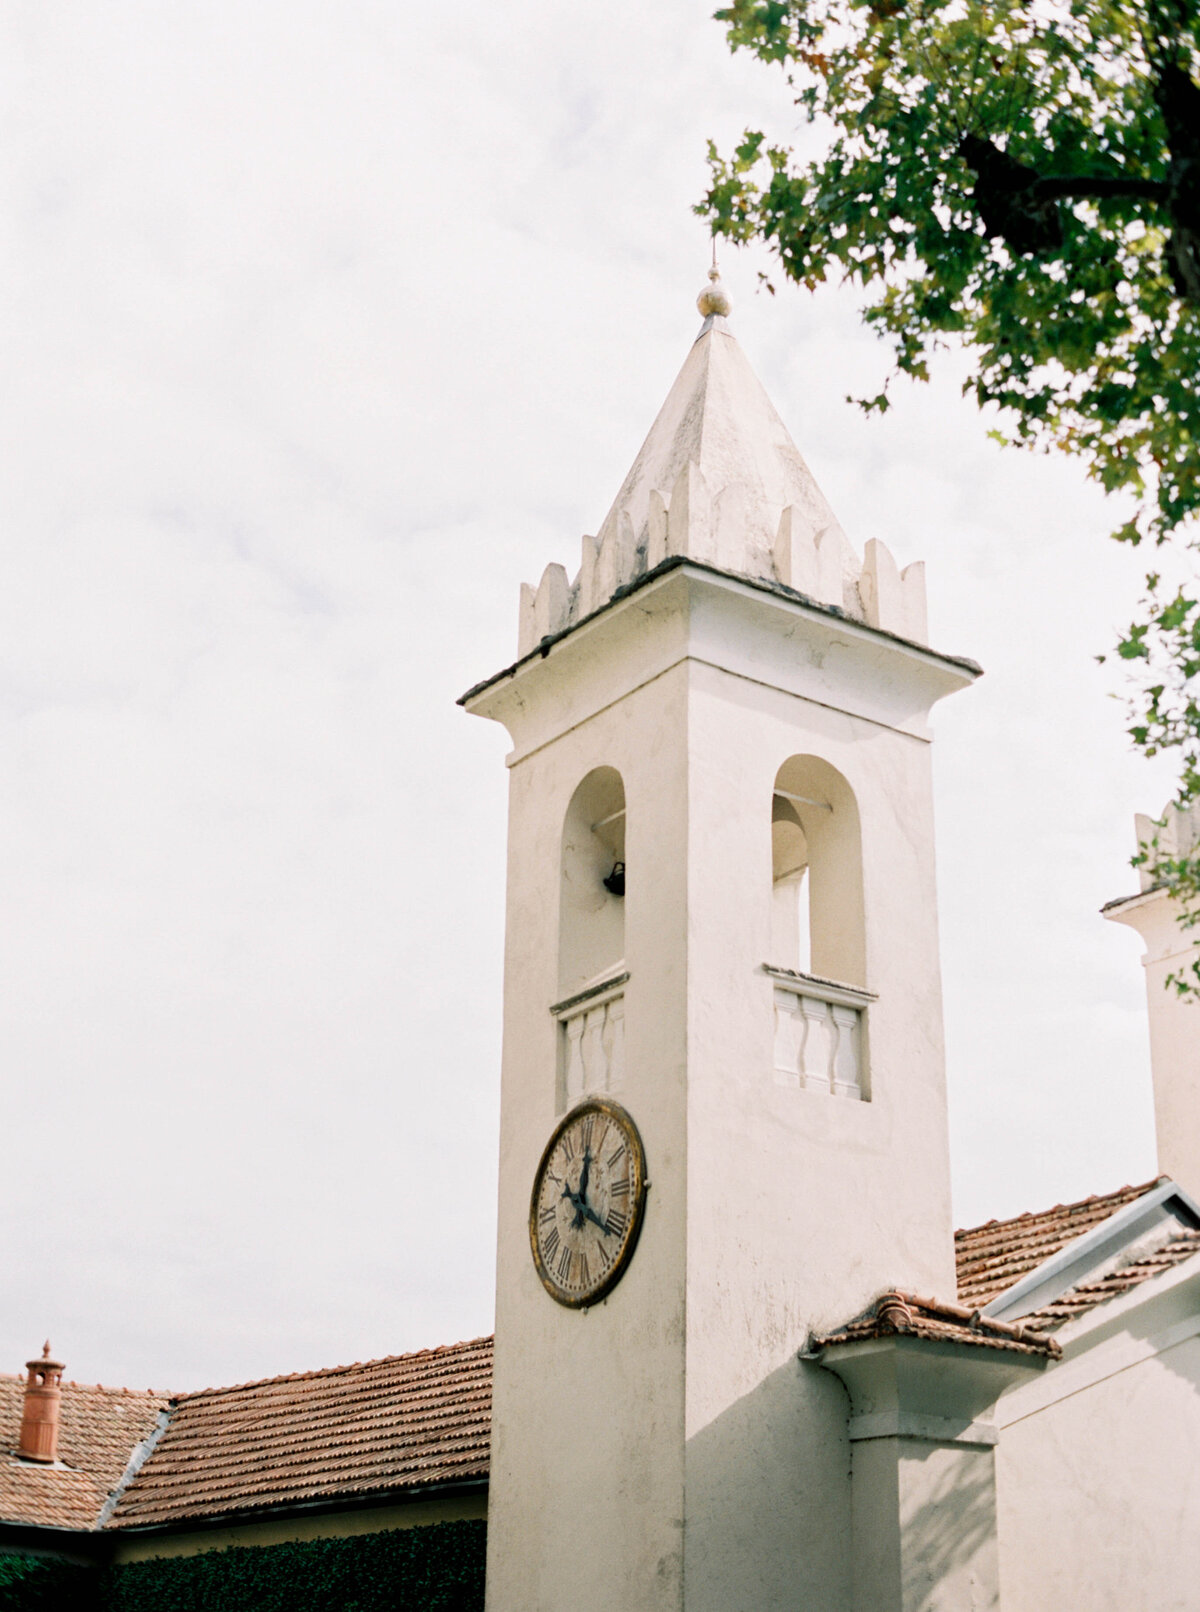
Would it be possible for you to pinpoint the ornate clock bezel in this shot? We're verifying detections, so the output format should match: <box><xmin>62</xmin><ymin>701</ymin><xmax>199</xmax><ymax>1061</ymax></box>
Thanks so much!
<box><xmin>528</xmin><ymin>1095</ymin><xmax>648</xmax><ymax>1309</ymax></box>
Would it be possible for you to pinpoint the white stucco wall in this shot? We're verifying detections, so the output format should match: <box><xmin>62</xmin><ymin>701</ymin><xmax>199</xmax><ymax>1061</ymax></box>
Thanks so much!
<box><xmin>1106</xmin><ymin>887</ymin><xmax>1200</xmax><ymax>1198</ymax></box>
<box><xmin>680</xmin><ymin>578</ymin><xmax>971</xmax><ymax>1608</ymax></box>
<box><xmin>468</xmin><ymin>565</ymin><xmax>975</xmax><ymax>1611</ymax></box>
<box><xmin>474</xmin><ymin>594</ymin><xmax>692</xmax><ymax>1612</ymax></box>
<box><xmin>996</xmin><ymin>1265</ymin><xmax>1200</xmax><ymax>1611</ymax></box>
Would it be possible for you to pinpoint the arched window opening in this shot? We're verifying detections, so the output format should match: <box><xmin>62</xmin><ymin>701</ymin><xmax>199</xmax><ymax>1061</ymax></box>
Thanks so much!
<box><xmin>554</xmin><ymin>764</ymin><xmax>622</xmax><ymax>999</ymax></box>
<box><xmin>770</xmin><ymin>756</ymin><xmax>864</xmax><ymax>987</ymax></box>
<box><xmin>558</xmin><ymin>766</ymin><xmax>626</xmax><ymax>997</ymax></box>
<box><xmin>769</xmin><ymin>757</ymin><xmax>870</xmax><ymax>1100</ymax></box>
<box><xmin>555</xmin><ymin>767</ymin><xmax>627</xmax><ymax>1109</ymax></box>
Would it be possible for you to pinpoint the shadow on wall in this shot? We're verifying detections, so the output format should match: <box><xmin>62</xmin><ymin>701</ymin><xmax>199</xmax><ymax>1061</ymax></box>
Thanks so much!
<box><xmin>683</xmin><ymin>1358</ymin><xmax>852</xmax><ymax>1612</ymax></box>
<box><xmin>998</xmin><ymin>1312</ymin><xmax>1200</xmax><ymax>1609</ymax></box>
<box><xmin>896</xmin><ymin>1445</ymin><xmax>1000</xmax><ymax>1610</ymax></box>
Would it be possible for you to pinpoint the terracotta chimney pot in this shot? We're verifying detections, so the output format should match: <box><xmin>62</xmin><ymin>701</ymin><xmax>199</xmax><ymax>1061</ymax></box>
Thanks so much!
<box><xmin>18</xmin><ymin>1342</ymin><xmax>64</xmax><ymax>1464</ymax></box>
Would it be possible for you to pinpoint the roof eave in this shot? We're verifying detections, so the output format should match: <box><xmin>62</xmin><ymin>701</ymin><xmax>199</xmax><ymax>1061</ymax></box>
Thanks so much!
<box><xmin>105</xmin><ymin>1474</ymin><xmax>488</xmax><ymax>1537</ymax></box>
<box><xmin>982</xmin><ymin>1178</ymin><xmax>1200</xmax><ymax>1322</ymax></box>
<box><xmin>0</xmin><ymin>1517</ymin><xmax>110</xmax><ymax>1561</ymax></box>
<box><xmin>1040</xmin><ymin>1238</ymin><xmax>1200</xmax><ymax>1348</ymax></box>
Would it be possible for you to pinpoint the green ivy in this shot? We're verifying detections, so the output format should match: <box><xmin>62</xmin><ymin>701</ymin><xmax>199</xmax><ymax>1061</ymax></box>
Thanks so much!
<box><xmin>0</xmin><ymin>1521</ymin><xmax>486</xmax><ymax>1612</ymax></box>
<box><xmin>101</xmin><ymin>1521</ymin><xmax>485</xmax><ymax>1612</ymax></box>
<box><xmin>0</xmin><ymin>1552</ymin><xmax>95</xmax><ymax>1611</ymax></box>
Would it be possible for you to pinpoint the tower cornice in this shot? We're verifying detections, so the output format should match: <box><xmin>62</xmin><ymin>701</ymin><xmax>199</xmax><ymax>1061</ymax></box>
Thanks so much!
<box><xmin>460</xmin><ymin>556</ymin><xmax>981</xmax><ymax>760</ymax></box>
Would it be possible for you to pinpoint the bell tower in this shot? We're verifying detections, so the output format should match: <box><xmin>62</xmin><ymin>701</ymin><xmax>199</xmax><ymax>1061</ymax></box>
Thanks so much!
<box><xmin>462</xmin><ymin>276</ymin><xmax>979</xmax><ymax>1611</ymax></box>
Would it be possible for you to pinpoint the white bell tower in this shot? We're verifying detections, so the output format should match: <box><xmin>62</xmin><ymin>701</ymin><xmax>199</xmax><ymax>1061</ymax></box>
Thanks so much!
<box><xmin>462</xmin><ymin>275</ymin><xmax>979</xmax><ymax>1611</ymax></box>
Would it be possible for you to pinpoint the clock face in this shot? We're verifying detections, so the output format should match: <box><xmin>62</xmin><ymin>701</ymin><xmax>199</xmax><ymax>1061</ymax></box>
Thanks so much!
<box><xmin>529</xmin><ymin>1097</ymin><xmax>647</xmax><ymax>1309</ymax></box>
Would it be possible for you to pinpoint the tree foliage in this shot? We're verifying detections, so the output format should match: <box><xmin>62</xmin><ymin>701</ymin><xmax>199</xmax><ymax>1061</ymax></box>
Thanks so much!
<box><xmin>700</xmin><ymin>0</ymin><xmax>1200</xmax><ymax>980</ymax></box>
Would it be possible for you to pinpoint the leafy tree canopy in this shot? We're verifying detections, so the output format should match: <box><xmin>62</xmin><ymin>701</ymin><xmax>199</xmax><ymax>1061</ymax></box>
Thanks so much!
<box><xmin>700</xmin><ymin>0</ymin><xmax>1200</xmax><ymax>983</ymax></box>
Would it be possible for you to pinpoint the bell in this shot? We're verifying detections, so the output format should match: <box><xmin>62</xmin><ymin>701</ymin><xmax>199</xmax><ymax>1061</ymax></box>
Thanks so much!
<box><xmin>603</xmin><ymin>862</ymin><xmax>626</xmax><ymax>897</ymax></box>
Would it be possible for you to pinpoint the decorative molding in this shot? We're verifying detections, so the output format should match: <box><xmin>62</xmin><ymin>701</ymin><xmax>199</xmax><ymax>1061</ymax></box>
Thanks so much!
<box><xmin>848</xmin><ymin>1411</ymin><xmax>998</xmax><ymax>1447</ymax></box>
<box><xmin>761</xmin><ymin>964</ymin><xmax>876</xmax><ymax>1009</ymax></box>
<box><xmin>458</xmin><ymin>555</ymin><xmax>983</xmax><ymax>712</ymax></box>
<box><xmin>549</xmin><ymin>970</ymin><xmax>630</xmax><ymax>1019</ymax></box>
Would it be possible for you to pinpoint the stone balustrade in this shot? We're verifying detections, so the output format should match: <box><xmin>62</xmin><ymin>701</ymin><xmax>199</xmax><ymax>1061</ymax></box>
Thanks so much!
<box><xmin>765</xmin><ymin>966</ymin><xmax>875</xmax><ymax>1100</ymax></box>
<box><xmin>551</xmin><ymin>971</ymin><xmax>629</xmax><ymax>1109</ymax></box>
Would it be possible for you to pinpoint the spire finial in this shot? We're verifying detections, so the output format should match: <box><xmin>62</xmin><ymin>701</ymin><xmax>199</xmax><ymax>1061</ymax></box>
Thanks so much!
<box><xmin>697</xmin><ymin>249</ymin><xmax>732</xmax><ymax>319</ymax></box>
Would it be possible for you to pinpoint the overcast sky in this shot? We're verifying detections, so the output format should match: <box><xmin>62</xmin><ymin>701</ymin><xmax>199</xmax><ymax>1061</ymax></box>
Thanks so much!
<box><xmin>1</xmin><ymin>1</ymin><xmax>1186</xmax><ymax>1392</ymax></box>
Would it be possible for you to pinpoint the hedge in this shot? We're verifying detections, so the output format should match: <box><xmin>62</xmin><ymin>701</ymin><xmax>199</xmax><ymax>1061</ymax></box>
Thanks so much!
<box><xmin>0</xmin><ymin>1553</ymin><xmax>95</xmax><ymax>1611</ymax></box>
<box><xmin>0</xmin><ymin>1520</ymin><xmax>486</xmax><ymax>1612</ymax></box>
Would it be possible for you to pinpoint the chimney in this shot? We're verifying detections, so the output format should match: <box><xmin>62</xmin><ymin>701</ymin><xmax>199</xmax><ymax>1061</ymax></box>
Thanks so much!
<box><xmin>17</xmin><ymin>1342</ymin><xmax>64</xmax><ymax>1464</ymax></box>
<box><xmin>1104</xmin><ymin>801</ymin><xmax>1200</xmax><ymax>1195</ymax></box>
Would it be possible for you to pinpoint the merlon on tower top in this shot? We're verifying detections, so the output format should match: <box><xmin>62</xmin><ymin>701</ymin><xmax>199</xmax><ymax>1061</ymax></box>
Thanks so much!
<box><xmin>514</xmin><ymin>271</ymin><xmax>932</xmax><ymax>660</ymax></box>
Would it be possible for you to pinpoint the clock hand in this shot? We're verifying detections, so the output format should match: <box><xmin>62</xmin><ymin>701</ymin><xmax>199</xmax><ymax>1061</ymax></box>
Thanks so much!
<box><xmin>578</xmin><ymin>1145</ymin><xmax>592</xmax><ymax>1204</ymax></box>
<box><xmin>560</xmin><ymin>1180</ymin><xmax>586</xmax><ymax>1231</ymax></box>
<box><xmin>582</xmin><ymin>1203</ymin><xmax>609</xmax><ymax>1235</ymax></box>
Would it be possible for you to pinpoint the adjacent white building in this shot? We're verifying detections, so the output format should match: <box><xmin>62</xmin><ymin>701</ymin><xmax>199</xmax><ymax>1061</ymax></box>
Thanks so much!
<box><xmin>463</xmin><ymin>274</ymin><xmax>1200</xmax><ymax>1611</ymax></box>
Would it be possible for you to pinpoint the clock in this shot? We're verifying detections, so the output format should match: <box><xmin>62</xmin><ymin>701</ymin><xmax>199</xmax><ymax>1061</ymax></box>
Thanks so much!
<box><xmin>529</xmin><ymin>1096</ymin><xmax>648</xmax><ymax>1308</ymax></box>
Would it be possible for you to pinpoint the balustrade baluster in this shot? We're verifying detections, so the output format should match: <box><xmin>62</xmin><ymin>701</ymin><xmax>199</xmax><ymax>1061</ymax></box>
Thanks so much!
<box><xmin>799</xmin><ymin>997</ymin><xmax>833</xmax><ymax>1093</ymax></box>
<box><xmin>581</xmin><ymin>1006</ymin><xmax>606</xmax><ymax>1094</ymax></box>
<box><xmin>603</xmin><ymin>997</ymin><xmax>625</xmax><ymax>1093</ymax></box>
<box><xmin>773</xmin><ymin>987</ymin><xmax>803</xmax><ymax>1087</ymax></box>
<box><xmin>765</xmin><ymin>969</ymin><xmax>869</xmax><ymax>1101</ymax></box>
<box><xmin>831</xmin><ymin>1005</ymin><xmax>861</xmax><ymax>1099</ymax></box>
<box><xmin>564</xmin><ymin>1015</ymin><xmax>586</xmax><ymax>1105</ymax></box>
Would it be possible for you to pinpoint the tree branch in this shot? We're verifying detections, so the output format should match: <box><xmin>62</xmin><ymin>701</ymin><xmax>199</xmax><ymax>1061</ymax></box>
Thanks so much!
<box><xmin>1032</xmin><ymin>174</ymin><xmax>1170</xmax><ymax>204</ymax></box>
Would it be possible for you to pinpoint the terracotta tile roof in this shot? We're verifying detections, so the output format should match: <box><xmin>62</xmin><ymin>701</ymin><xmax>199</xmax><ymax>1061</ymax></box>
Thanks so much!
<box><xmin>0</xmin><ymin>1375</ymin><xmax>168</xmax><ymax>1530</ymax></box>
<box><xmin>812</xmin><ymin>1291</ymin><xmax>1061</xmax><ymax>1359</ymax></box>
<box><xmin>1022</xmin><ymin>1230</ymin><xmax>1200</xmax><ymax>1331</ymax></box>
<box><xmin>954</xmin><ymin>1178</ymin><xmax>1162</xmax><ymax>1309</ymax></box>
<box><xmin>107</xmin><ymin>1335</ymin><xmax>492</xmax><ymax>1531</ymax></box>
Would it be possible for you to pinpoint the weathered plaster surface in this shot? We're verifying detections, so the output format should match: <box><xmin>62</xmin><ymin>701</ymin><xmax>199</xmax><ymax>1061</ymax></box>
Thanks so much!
<box><xmin>822</xmin><ymin>1336</ymin><xmax>1045</xmax><ymax>1611</ymax></box>
<box><xmin>516</xmin><ymin>321</ymin><xmax>929</xmax><ymax>656</ymax></box>
<box><xmin>997</xmin><ymin>1265</ymin><xmax>1200</xmax><ymax>1611</ymax></box>
<box><xmin>469</xmin><ymin>563</ymin><xmax>973</xmax><ymax>1610</ymax></box>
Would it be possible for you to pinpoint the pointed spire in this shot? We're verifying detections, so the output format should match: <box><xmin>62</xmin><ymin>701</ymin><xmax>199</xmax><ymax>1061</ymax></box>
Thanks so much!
<box><xmin>591</xmin><ymin>280</ymin><xmax>848</xmax><ymax>587</ymax></box>
<box><xmin>513</xmin><ymin>272</ymin><xmax>931</xmax><ymax>656</ymax></box>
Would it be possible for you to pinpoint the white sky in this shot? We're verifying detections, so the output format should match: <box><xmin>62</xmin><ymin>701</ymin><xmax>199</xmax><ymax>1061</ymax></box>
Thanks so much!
<box><xmin>0</xmin><ymin>1</ymin><xmax>1183</xmax><ymax>1392</ymax></box>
